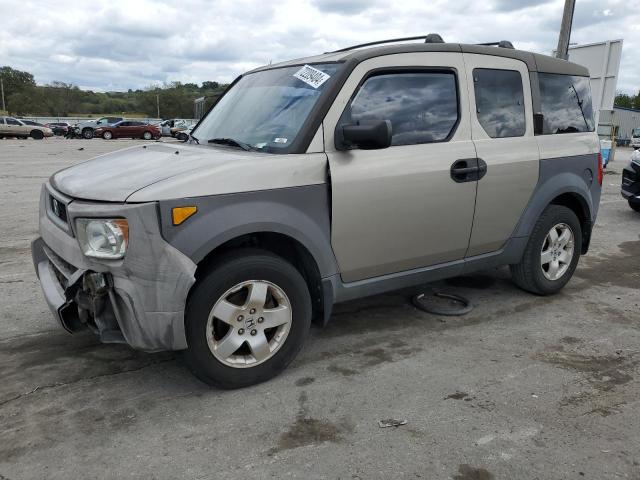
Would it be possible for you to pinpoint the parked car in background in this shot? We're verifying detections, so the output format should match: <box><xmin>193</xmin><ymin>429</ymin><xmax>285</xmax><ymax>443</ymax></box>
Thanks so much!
<box><xmin>94</xmin><ymin>120</ymin><xmax>160</xmax><ymax>140</ymax></box>
<box><xmin>0</xmin><ymin>116</ymin><xmax>53</xmax><ymax>139</ymax></box>
<box><xmin>20</xmin><ymin>119</ymin><xmax>46</xmax><ymax>127</ymax></box>
<box><xmin>622</xmin><ymin>149</ymin><xmax>640</xmax><ymax>212</ymax></box>
<box><xmin>631</xmin><ymin>128</ymin><xmax>640</xmax><ymax>150</ymax></box>
<box><xmin>159</xmin><ymin>119</ymin><xmax>196</xmax><ymax>137</ymax></box>
<box><xmin>176</xmin><ymin>123</ymin><xmax>197</xmax><ymax>141</ymax></box>
<box><xmin>32</xmin><ymin>36</ymin><xmax>602</xmax><ymax>388</ymax></box>
<box><xmin>46</xmin><ymin>122</ymin><xmax>71</xmax><ymax>136</ymax></box>
<box><xmin>75</xmin><ymin>116</ymin><xmax>124</xmax><ymax>139</ymax></box>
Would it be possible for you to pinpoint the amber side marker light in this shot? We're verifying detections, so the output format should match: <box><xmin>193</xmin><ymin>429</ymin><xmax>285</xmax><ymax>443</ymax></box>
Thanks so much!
<box><xmin>172</xmin><ymin>206</ymin><xmax>197</xmax><ymax>225</ymax></box>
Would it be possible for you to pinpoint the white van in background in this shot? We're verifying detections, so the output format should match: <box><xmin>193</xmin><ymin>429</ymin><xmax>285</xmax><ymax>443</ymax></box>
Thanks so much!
<box><xmin>631</xmin><ymin>127</ymin><xmax>640</xmax><ymax>149</ymax></box>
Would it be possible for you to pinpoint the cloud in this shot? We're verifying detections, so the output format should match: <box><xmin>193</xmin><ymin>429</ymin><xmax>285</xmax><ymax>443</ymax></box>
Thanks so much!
<box><xmin>0</xmin><ymin>0</ymin><xmax>637</xmax><ymax>95</ymax></box>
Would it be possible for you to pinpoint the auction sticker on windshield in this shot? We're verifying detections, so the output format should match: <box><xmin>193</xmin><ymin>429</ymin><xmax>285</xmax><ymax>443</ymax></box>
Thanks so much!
<box><xmin>293</xmin><ymin>65</ymin><xmax>331</xmax><ymax>89</ymax></box>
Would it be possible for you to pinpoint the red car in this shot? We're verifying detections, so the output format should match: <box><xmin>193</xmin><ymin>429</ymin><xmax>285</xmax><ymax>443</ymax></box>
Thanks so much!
<box><xmin>94</xmin><ymin>120</ymin><xmax>160</xmax><ymax>140</ymax></box>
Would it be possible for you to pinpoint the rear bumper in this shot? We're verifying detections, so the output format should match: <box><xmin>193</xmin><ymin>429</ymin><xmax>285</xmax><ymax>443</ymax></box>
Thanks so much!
<box><xmin>32</xmin><ymin>184</ymin><xmax>197</xmax><ymax>351</ymax></box>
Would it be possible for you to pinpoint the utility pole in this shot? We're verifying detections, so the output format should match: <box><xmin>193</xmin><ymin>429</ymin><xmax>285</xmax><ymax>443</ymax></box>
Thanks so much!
<box><xmin>156</xmin><ymin>94</ymin><xmax>160</xmax><ymax>119</ymax></box>
<box><xmin>0</xmin><ymin>77</ymin><xmax>5</xmax><ymax>112</ymax></box>
<box><xmin>556</xmin><ymin>0</ymin><xmax>576</xmax><ymax>60</ymax></box>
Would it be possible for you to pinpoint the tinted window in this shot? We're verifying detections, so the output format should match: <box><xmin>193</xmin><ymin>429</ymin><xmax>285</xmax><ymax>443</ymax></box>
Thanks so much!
<box><xmin>473</xmin><ymin>69</ymin><xmax>525</xmax><ymax>138</ymax></box>
<box><xmin>347</xmin><ymin>71</ymin><xmax>459</xmax><ymax>146</ymax></box>
<box><xmin>539</xmin><ymin>74</ymin><xmax>594</xmax><ymax>134</ymax></box>
<box><xmin>6</xmin><ymin>118</ymin><xmax>21</xmax><ymax>125</ymax></box>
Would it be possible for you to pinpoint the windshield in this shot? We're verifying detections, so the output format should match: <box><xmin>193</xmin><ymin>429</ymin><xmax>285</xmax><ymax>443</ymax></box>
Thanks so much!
<box><xmin>194</xmin><ymin>63</ymin><xmax>343</xmax><ymax>153</ymax></box>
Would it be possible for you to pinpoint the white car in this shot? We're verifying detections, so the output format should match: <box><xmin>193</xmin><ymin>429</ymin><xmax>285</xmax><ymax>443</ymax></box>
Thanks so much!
<box><xmin>176</xmin><ymin>124</ymin><xmax>197</xmax><ymax>141</ymax></box>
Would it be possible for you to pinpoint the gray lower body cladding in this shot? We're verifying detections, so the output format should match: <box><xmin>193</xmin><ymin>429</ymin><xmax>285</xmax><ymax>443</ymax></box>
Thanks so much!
<box><xmin>33</xmin><ymin>184</ymin><xmax>196</xmax><ymax>351</ymax></box>
<box><xmin>158</xmin><ymin>184</ymin><xmax>339</xmax><ymax>278</ymax></box>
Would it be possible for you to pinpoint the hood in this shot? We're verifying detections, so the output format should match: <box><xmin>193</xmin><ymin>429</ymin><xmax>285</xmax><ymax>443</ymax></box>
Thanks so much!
<box><xmin>50</xmin><ymin>143</ymin><xmax>327</xmax><ymax>202</ymax></box>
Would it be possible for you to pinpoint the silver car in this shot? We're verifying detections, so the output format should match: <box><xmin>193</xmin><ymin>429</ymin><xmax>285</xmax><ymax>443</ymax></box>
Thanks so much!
<box><xmin>32</xmin><ymin>35</ymin><xmax>601</xmax><ymax>388</ymax></box>
<box><xmin>0</xmin><ymin>116</ymin><xmax>53</xmax><ymax>139</ymax></box>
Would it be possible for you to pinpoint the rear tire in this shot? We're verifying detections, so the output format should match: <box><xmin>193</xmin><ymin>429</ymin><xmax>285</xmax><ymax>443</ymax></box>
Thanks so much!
<box><xmin>510</xmin><ymin>205</ymin><xmax>582</xmax><ymax>295</ymax></box>
<box><xmin>184</xmin><ymin>249</ymin><xmax>312</xmax><ymax>389</ymax></box>
<box><xmin>629</xmin><ymin>199</ymin><xmax>640</xmax><ymax>213</ymax></box>
<box><xmin>30</xmin><ymin>130</ymin><xmax>44</xmax><ymax>140</ymax></box>
<box><xmin>142</xmin><ymin>131</ymin><xmax>152</xmax><ymax>140</ymax></box>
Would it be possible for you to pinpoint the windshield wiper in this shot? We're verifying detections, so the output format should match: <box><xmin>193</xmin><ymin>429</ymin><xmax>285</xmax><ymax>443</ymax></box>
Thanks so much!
<box><xmin>207</xmin><ymin>137</ymin><xmax>253</xmax><ymax>151</ymax></box>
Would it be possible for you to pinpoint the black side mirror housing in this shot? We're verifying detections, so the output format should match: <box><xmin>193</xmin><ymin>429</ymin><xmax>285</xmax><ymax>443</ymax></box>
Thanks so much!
<box><xmin>533</xmin><ymin>113</ymin><xmax>544</xmax><ymax>135</ymax></box>
<box><xmin>336</xmin><ymin>120</ymin><xmax>392</xmax><ymax>150</ymax></box>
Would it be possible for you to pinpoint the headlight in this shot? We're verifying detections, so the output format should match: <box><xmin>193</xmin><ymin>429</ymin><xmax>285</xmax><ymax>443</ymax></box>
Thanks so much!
<box><xmin>76</xmin><ymin>219</ymin><xmax>129</xmax><ymax>259</ymax></box>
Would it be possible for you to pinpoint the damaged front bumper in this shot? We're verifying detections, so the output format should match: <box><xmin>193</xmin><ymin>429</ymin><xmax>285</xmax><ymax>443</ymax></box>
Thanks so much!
<box><xmin>32</xmin><ymin>183</ymin><xmax>197</xmax><ymax>351</ymax></box>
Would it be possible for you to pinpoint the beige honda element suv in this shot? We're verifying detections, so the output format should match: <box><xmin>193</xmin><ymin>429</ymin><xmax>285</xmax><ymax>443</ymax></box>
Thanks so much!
<box><xmin>33</xmin><ymin>35</ymin><xmax>601</xmax><ymax>388</ymax></box>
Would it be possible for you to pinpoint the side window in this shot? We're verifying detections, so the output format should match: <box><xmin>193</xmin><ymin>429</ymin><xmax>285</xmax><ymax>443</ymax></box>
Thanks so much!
<box><xmin>473</xmin><ymin>69</ymin><xmax>525</xmax><ymax>138</ymax></box>
<box><xmin>6</xmin><ymin>118</ymin><xmax>21</xmax><ymax>126</ymax></box>
<box><xmin>346</xmin><ymin>71</ymin><xmax>459</xmax><ymax>146</ymax></box>
<box><xmin>539</xmin><ymin>73</ymin><xmax>595</xmax><ymax>134</ymax></box>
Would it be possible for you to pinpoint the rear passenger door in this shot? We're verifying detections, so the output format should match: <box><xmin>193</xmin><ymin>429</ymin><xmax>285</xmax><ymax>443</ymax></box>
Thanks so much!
<box><xmin>462</xmin><ymin>54</ymin><xmax>540</xmax><ymax>257</ymax></box>
<box><xmin>325</xmin><ymin>52</ymin><xmax>478</xmax><ymax>282</ymax></box>
<box><xmin>115</xmin><ymin>121</ymin><xmax>130</xmax><ymax>138</ymax></box>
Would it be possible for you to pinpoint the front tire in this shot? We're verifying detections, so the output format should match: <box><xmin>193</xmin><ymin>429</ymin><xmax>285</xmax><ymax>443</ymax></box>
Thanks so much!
<box><xmin>184</xmin><ymin>249</ymin><xmax>312</xmax><ymax>389</ymax></box>
<box><xmin>30</xmin><ymin>130</ymin><xmax>44</xmax><ymax>140</ymax></box>
<box><xmin>142</xmin><ymin>131</ymin><xmax>152</xmax><ymax>140</ymax></box>
<box><xmin>102</xmin><ymin>131</ymin><xmax>113</xmax><ymax>140</ymax></box>
<box><xmin>510</xmin><ymin>205</ymin><xmax>582</xmax><ymax>295</ymax></box>
<box><xmin>82</xmin><ymin>128</ymin><xmax>94</xmax><ymax>139</ymax></box>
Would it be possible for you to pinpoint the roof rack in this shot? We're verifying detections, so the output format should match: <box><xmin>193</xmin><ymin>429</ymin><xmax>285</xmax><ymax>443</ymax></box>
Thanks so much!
<box><xmin>328</xmin><ymin>33</ymin><xmax>445</xmax><ymax>54</ymax></box>
<box><xmin>327</xmin><ymin>35</ymin><xmax>515</xmax><ymax>54</ymax></box>
<box><xmin>476</xmin><ymin>41</ymin><xmax>515</xmax><ymax>49</ymax></box>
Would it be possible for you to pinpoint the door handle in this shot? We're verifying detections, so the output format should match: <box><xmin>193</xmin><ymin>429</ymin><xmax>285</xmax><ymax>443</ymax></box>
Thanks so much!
<box><xmin>451</xmin><ymin>158</ymin><xmax>487</xmax><ymax>183</ymax></box>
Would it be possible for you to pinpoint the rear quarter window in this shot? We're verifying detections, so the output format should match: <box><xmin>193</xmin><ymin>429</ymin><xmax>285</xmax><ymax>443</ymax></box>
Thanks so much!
<box><xmin>473</xmin><ymin>68</ymin><xmax>526</xmax><ymax>138</ymax></box>
<box><xmin>539</xmin><ymin>74</ymin><xmax>595</xmax><ymax>134</ymax></box>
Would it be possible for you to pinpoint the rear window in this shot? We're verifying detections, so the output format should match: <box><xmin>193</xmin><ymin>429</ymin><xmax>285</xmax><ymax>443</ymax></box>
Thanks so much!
<box><xmin>473</xmin><ymin>68</ymin><xmax>526</xmax><ymax>138</ymax></box>
<box><xmin>539</xmin><ymin>74</ymin><xmax>595</xmax><ymax>134</ymax></box>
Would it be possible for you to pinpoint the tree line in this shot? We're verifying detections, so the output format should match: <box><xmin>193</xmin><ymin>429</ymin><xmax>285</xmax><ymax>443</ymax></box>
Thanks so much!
<box><xmin>1</xmin><ymin>66</ymin><xmax>226</xmax><ymax>118</ymax></box>
<box><xmin>615</xmin><ymin>91</ymin><xmax>640</xmax><ymax>110</ymax></box>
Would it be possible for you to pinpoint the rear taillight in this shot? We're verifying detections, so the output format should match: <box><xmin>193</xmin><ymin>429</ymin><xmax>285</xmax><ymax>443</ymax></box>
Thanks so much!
<box><xmin>597</xmin><ymin>153</ymin><xmax>603</xmax><ymax>186</ymax></box>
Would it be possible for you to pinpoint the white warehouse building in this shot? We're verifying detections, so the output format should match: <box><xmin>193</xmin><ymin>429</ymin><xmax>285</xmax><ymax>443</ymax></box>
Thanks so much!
<box><xmin>599</xmin><ymin>106</ymin><xmax>640</xmax><ymax>145</ymax></box>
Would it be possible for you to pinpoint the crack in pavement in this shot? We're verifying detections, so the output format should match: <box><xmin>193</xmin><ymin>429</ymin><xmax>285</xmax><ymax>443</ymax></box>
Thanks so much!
<box><xmin>0</xmin><ymin>357</ymin><xmax>175</xmax><ymax>409</ymax></box>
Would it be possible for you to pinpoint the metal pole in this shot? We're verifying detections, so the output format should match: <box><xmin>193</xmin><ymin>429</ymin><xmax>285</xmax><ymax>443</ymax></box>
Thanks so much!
<box><xmin>0</xmin><ymin>77</ymin><xmax>5</xmax><ymax>112</ymax></box>
<box><xmin>156</xmin><ymin>94</ymin><xmax>160</xmax><ymax>119</ymax></box>
<box><xmin>556</xmin><ymin>0</ymin><xmax>576</xmax><ymax>60</ymax></box>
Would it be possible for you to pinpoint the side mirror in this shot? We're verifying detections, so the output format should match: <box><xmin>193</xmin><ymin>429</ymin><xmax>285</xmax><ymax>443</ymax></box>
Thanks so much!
<box><xmin>534</xmin><ymin>113</ymin><xmax>544</xmax><ymax>135</ymax></box>
<box><xmin>337</xmin><ymin>120</ymin><xmax>392</xmax><ymax>150</ymax></box>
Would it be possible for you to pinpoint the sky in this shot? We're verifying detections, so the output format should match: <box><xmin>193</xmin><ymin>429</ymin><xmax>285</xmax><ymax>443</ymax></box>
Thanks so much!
<box><xmin>0</xmin><ymin>0</ymin><xmax>638</xmax><ymax>94</ymax></box>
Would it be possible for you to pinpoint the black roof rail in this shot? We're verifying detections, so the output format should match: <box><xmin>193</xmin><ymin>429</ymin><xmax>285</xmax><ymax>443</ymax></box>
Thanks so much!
<box><xmin>477</xmin><ymin>40</ymin><xmax>515</xmax><ymax>49</ymax></box>
<box><xmin>328</xmin><ymin>33</ymin><xmax>445</xmax><ymax>54</ymax></box>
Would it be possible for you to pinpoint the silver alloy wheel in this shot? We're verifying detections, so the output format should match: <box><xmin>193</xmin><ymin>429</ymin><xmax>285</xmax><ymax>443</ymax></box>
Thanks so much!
<box><xmin>206</xmin><ymin>280</ymin><xmax>292</xmax><ymax>368</ymax></box>
<box><xmin>540</xmin><ymin>223</ymin><xmax>575</xmax><ymax>281</ymax></box>
<box><xmin>143</xmin><ymin>131</ymin><xmax>152</xmax><ymax>140</ymax></box>
<box><xmin>103</xmin><ymin>131</ymin><xmax>112</xmax><ymax>140</ymax></box>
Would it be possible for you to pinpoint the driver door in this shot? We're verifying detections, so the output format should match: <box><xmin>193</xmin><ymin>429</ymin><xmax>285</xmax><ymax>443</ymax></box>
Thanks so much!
<box><xmin>324</xmin><ymin>52</ymin><xmax>478</xmax><ymax>282</ymax></box>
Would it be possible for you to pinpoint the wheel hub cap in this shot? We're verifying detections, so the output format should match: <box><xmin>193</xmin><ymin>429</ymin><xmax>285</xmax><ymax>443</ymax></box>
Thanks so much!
<box><xmin>540</xmin><ymin>223</ymin><xmax>575</xmax><ymax>281</ymax></box>
<box><xmin>206</xmin><ymin>280</ymin><xmax>292</xmax><ymax>368</ymax></box>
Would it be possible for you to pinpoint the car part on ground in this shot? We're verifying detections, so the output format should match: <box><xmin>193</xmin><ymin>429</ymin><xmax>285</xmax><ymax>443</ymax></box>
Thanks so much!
<box><xmin>412</xmin><ymin>291</ymin><xmax>473</xmax><ymax>316</ymax></box>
